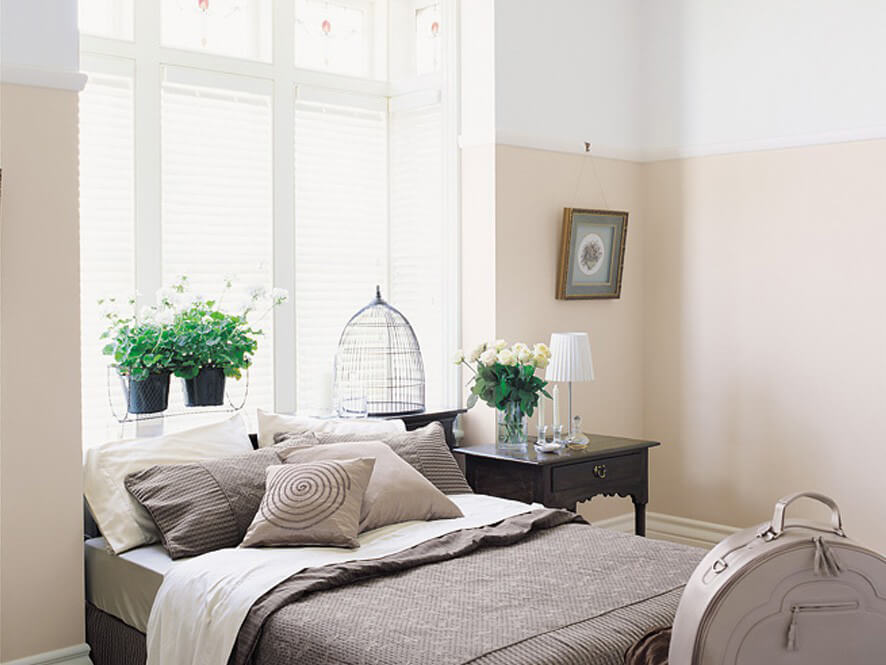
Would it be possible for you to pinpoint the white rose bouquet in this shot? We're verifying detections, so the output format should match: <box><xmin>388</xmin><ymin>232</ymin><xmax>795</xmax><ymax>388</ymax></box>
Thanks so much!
<box><xmin>452</xmin><ymin>340</ymin><xmax>552</xmax><ymax>444</ymax></box>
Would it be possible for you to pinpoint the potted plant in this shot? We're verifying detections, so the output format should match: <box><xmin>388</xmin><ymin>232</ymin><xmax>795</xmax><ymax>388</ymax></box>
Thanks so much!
<box><xmin>159</xmin><ymin>276</ymin><xmax>288</xmax><ymax>407</ymax></box>
<box><xmin>453</xmin><ymin>340</ymin><xmax>552</xmax><ymax>448</ymax></box>
<box><xmin>101</xmin><ymin>297</ymin><xmax>176</xmax><ymax>414</ymax></box>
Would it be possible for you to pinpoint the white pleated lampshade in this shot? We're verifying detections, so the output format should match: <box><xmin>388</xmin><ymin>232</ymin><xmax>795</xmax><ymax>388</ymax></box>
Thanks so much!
<box><xmin>545</xmin><ymin>332</ymin><xmax>595</xmax><ymax>382</ymax></box>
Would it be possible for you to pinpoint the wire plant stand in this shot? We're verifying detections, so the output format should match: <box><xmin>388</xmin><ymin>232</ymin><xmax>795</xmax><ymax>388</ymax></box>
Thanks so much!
<box><xmin>334</xmin><ymin>286</ymin><xmax>426</xmax><ymax>417</ymax></box>
<box><xmin>107</xmin><ymin>365</ymin><xmax>249</xmax><ymax>428</ymax></box>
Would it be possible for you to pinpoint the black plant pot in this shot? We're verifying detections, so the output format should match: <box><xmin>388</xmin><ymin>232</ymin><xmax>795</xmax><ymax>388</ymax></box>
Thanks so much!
<box><xmin>183</xmin><ymin>367</ymin><xmax>226</xmax><ymax>407</ymax></box>
<box><xmin>127</xmin><ymin>371</ymin><xmax>171</xmax><ymax>414</ymax></box>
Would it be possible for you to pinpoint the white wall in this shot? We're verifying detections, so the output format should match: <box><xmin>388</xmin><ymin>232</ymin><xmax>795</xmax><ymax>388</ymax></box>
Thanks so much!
<box><xmin>0</xmin><ymin>0</ymin><xmax>80</xmax><ymax>72</ymax></box>
<box><xmin>640</xmin><ymin>0</ymin><xmax>886</xmax><ymax>158</ymax></box>
<box><xmin>494</xmin><ymin>0</ymin><xmax>643</xmax><ymax>158</ymax></box>
<box><xmin>494</xmin><ymin>0</ymin><xmax>886</xmax><ymax>160</ymax></box>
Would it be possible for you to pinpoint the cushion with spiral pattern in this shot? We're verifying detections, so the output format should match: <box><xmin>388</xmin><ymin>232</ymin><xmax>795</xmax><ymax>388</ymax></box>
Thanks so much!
<box><xmin>240</xmin><ymin>458</ymin><xmax>374</xmax><ymax>549</ymax></box>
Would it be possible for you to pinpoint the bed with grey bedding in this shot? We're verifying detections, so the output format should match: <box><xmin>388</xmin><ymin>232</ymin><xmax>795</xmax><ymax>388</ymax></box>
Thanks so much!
<box><xmin>88</xmin><ymin>509</ymin><xmax>703</xmax><ymax>665</ymax></box>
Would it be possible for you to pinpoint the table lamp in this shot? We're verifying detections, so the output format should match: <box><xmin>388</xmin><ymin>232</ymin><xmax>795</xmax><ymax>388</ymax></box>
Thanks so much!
<box><xmin>546</xmin><ymin>332</ymin><xmax>595</xmax><ymax>448</ymax></box>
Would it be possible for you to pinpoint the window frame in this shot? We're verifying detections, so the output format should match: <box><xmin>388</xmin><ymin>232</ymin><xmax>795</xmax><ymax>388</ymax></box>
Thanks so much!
<box><xmin>79</xmin><ymin>0</ymin><xmax>461</xmax><ymax>419</ymax></box>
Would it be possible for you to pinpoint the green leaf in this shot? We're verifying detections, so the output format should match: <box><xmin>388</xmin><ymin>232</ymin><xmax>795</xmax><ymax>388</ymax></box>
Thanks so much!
<box><xmin>466</xmin><ymin>393</ymin><xmax>478</xmax><ymax>409</ymax></box>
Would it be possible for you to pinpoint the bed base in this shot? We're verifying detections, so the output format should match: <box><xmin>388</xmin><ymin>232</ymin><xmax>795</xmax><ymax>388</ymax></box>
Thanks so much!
<box><xmin>86</xmin><ymin>602</ymin><xmax>146</xmax><ymax>665</ymax></box>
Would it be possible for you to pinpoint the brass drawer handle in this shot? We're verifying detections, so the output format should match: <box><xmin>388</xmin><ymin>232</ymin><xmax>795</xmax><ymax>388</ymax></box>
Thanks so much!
<box><xmin>593</xmin><ymin>464</ymin><xmax>607</xmax><ymax>479</ymax></box>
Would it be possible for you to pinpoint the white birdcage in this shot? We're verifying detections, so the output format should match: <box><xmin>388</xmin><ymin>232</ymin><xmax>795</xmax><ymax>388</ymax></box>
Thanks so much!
<box><xmin>333</xmin><ymin>286</ymin><xmax>425</xmax><ymax>416</ymax></box>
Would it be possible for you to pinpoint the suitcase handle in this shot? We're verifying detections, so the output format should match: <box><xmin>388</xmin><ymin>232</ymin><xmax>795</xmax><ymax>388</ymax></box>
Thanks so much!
<box><xmin>766</xmin><ymin>492</ymin><xmax>845</xmax><ymax>539</ymax></box>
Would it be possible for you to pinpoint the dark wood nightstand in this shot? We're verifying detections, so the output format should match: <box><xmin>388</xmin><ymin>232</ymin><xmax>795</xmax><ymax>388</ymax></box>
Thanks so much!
<box><xmin>454</xmin><ymin>434</ymin><xmax>659</xmax><ymax>536</ymax></box>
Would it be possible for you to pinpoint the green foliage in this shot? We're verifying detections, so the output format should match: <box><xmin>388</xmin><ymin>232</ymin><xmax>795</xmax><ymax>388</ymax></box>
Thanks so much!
<box><xmin>102</xmin><ymin>319</ymin><xmax>176</xmax><ymax>381</ymax></box>
<box><xmin>469</xmin><ymin>362</ymin><xmax>550</xmax><ymax>418</ymax></box>
<box><xmin>100</xmin><ymin>276</ymin><xmax>288</xmax><ymax>381</ymax></box>
<box><xmin>168</xmin><ymin>301</ymin><xmax>259</xmax><ymax>379</ymax></box>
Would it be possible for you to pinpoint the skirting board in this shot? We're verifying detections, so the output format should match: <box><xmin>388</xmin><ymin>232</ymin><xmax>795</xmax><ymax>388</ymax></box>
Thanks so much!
<box><xmin>1</xmin><ymin>644</ymin><xmax>93</xmax><ymax>665</ymax></box>
<box><xmin>594</xmin><ymin>512</ymin><xmax>739</xmax><ymax>549</ymax></box>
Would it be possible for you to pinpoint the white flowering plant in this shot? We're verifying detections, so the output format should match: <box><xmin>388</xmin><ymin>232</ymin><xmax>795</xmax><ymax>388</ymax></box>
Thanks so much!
<box><xmin>101</xmin><ymin>275</ymin><xmax>289</xmax><ymax>381</ymax></box>
<box><xmin>452</xmin><ymin>340</ymin><xmax>552</xmax><ymax>419</ymax></box>
<box><xmin>99</xmin><ymin>293</ymin><xmax>176</xmax><ymax>381</ymax></box>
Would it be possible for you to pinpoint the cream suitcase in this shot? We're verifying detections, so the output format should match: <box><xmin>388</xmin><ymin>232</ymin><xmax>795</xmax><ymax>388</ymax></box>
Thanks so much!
<box><xmin>669</xmin><ymin>492</ymin><xmax>886</xmax><ymax>664</ymax></box>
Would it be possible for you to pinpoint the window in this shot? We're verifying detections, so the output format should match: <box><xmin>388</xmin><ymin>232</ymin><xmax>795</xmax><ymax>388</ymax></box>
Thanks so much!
<box><xmin>79</xmin><ymin>0</ymin><xmax>134</xmax><ymax>41</ymax></box>
<box><xmin>79</xmin><ymin>1</ymin><xmax>457</xmax><ymax>447</ymax></box>
<box><xmin>79</xmin><ymin>61</ymin><xmax>135</xmax><ymax>447</ymax></box>
<box><xmin>415</xmin><ymin>2</ymin><xmax>442</xmax><ymax>75</ymax></box>
<box><xmin>295</xmin><ymin>0</ymin><xmax>373</xmax><ymax>77</ymax></box>
<box><xmin>161</xmin><ymin>0</ymin><xmax>272</xmax><ymax>62</ymax></box>
<box><xmin>161</xmin><ymin>69</ymin><xmax>275</xmax><ymax>416</ymax></box>
<box><xmin>294</xmin><ymin>91</ymin><xmax>388</xmax><ymax>413</ymax></box>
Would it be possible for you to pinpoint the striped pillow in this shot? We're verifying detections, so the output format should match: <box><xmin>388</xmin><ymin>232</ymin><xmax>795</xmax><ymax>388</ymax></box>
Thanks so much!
<box><xmin>275</xmin><ymin>421</ymin><xmax>473</xmax><ymax>495</ymax></box>
<box><xmin>124</xmin><ymin>448</ymin><xmax>283</xmax><ymax>559</ymax></box>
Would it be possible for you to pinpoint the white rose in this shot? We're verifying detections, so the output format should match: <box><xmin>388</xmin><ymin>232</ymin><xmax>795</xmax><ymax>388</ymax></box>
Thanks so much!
<box><xmin>451</xmin><ymin>349</ymin><xmax>465</xmax><ymax>365</ymax></box>
<box><xmin>493</xmin><ymin>339</ymin><xmax>508</xmax><ymax>351</ymax></box>
<box><xmin>517</xmin><ymin>348</ymin><xmax>533</xmax><ymax>364</ymax></box>
<box><xmin>469</xmin><ymin>343</ymin><xmax>486</xmax><ymax>363</ymax></box>
<box><xmin>533</xmin><ymin>352</ymin><xmax>550</xmax><ymax>369</ymax></box>
<box><xmin>479</xmin><ymin>348</ymin><xmax>498</xmax><ymax>366</ymax></box>
<box><xmin>534</xmin><ymin>342</ymin><xmax>551</xmax><ymax>358</ymax></box>
<box><xmin>498</xmin><ymin>349</ymin><xmax>517</xmax><ymax>366</ymax></box>
<box><xmin>512</xmin><ymin>342</ymin><xmax>529</xmax><ymax>354</ymax></box>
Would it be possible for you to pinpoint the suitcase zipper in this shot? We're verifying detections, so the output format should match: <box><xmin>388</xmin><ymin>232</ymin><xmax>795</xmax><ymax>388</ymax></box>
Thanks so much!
<box><xmin>786</xmin><ymin>601</ymin><xmax>859</xmax><ymax>651</ymax></box>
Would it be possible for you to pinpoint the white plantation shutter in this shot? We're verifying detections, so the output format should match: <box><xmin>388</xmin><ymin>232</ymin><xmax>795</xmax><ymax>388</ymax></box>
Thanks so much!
<box><xmin>389</xmin><ymin>101</ymin><xmax>445</xmax><ymax>407</ymax></box>
<box><xmin>79</xmin><ymin>66</ymin><xmax>136</xmax><ymax>448</ymax></box>
<box><xmin>294</xmin><ymin>91</ymin><xmax>388</xmax><ymax>413</ymax></box>
<box><xmin>161</xmin><ymin>69</ymin><xmax>275</xmax><ymax>416</ymax></box>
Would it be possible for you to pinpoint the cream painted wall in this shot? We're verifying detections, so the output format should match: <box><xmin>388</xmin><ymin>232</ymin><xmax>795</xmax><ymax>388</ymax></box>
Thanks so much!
<box><xmin>475</xmin><ymin>145</ymin><xmax>647</xmax><ymax>522</ymax></box>
<box><xmin>643</xmin><ymin>139</ymin><xmax>886</xmax><ymax>552</ymax></box>
<box><xmin>0</xmin><ymin>83</ymin><xmax>85</xmax><ymax>660</ymax></box>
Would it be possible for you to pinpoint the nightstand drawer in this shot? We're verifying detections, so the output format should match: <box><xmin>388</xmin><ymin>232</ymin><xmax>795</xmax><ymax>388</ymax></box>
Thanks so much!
<box><xmin>551</xmin><ymin>454</ymin><xmax>642</xmax><ymax>492</ymax></box>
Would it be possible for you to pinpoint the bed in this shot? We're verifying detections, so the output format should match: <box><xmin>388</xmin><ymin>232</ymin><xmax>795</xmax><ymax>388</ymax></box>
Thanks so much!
<box><xmin>85</xmin><ymin>493</ymin><xmax>703</xmax><ymax>665</ymax></box>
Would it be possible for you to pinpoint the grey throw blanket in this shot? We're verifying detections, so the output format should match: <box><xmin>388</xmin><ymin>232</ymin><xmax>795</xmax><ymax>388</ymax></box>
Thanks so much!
<box><xmin>232</xmin><ymin>509</ymin><xmax>703</xmax><ymax>665</ymax></box>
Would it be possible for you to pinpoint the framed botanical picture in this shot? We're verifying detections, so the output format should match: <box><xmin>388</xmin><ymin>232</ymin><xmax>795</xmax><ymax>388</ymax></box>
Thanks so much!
<box><xmin>556</xmin><ymin>208</ymin><xmax>628</xmax><ymax>300</ymax></box>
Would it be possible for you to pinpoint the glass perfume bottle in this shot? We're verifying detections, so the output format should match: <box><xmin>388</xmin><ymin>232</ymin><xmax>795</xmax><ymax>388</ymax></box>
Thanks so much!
<box><xmin>566</xmin><ymin>415</ymin><xmax>590</xmax><ymax>450</ymax></box>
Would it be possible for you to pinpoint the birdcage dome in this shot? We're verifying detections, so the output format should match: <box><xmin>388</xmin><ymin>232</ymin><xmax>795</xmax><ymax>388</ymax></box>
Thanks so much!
<box><xmin>333</xmin><ymin>286</ymin><xmax>425</xmax><ymax>416</ymax></box>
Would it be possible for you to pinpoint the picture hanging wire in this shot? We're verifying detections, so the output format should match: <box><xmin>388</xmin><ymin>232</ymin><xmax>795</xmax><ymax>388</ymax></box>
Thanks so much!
<box><xmin>572</xmin><ymin>140</ymin><xmax>609</xmax><ymax>208</ymax></box>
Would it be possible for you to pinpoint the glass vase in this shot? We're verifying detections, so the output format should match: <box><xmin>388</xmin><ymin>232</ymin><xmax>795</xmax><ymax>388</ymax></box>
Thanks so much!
<box><xmin>497</xmin><ymin>402</ymin><xmax>529</xmax><ymax>450</ymax></box>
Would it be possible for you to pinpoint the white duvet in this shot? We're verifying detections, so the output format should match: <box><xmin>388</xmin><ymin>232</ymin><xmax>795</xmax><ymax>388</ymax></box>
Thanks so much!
<box><xmin>146</xmin><ymin>494</ymin><xmax>539</xmax><ymax>665</ymax></box>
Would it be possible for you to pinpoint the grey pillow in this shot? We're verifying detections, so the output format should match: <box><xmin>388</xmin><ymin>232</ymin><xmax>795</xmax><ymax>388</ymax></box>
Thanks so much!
<box><xmin>241</xmin><ymin>459</ymin><xmax>374</xmax><ymax>549</ymax></box>
<box><xmin>274</xmin><ymin>422</ymin><xmax>472</xmax><ymax>495</ymax></box>
<box><xmin>124</xmin><ymin>448</ymin><xmax>283</xmax><ymax>559</ymax></box>
<box><xmin>278</xmin><ymin>440</ymin><xmax>463</xmax><ymax>532</ymax></box>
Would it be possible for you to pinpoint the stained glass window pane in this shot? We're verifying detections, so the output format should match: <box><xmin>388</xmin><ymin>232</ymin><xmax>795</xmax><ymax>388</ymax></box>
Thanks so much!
<box><xmin>415</xmin><ymin>3</ymin><xmax>441</xmax><ymax>75</ymax></box>
<box><xmin>161</xmin><ymin>0</ymin><xmax>272</xmax><ymax>62</ymax></box>
<box><xmin>79</xmin><ymin>0</ymin><xmax>134</xmax><ymax>41</ymax></box>
<box><xmin>295</xmin><ymin>0</ymin><xmax>370</xmax><ymax>77</ymax></box>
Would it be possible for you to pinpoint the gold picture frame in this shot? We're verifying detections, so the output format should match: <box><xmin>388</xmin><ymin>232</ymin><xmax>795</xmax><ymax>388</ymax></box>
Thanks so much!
<box><xmin>557</xmin><ymin>208</ymin><xmax>628</xmax><ymax>300</ymax></box>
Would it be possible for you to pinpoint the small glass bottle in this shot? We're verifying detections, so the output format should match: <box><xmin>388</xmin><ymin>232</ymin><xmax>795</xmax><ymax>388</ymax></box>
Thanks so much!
<box><xmin>566</xmin><ymin>415</ymin><xmax>590</xmax><ymax>450</ymax></box>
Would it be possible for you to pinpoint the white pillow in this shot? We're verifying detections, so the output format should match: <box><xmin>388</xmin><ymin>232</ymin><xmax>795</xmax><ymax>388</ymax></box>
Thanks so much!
<box><xmin>256</xmin><ymin>408</ymin><xmax>405</xmax><ymax>448</ymax></box>
<box><xmin>84</xmin><ymin>414</ymin><xmax>252</xmax><ymax>554</ymax></box>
